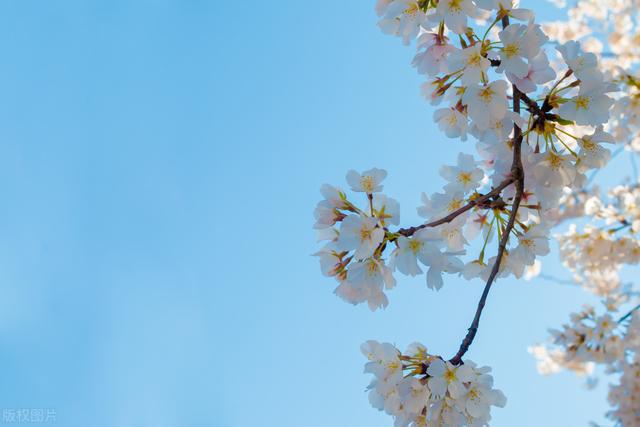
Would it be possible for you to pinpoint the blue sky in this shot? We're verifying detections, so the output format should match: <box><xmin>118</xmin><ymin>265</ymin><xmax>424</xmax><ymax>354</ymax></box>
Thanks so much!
<box><xmin>0</xmin><ymin>1</ymin><xmax>628</xmax><ymax>426</ymax></box>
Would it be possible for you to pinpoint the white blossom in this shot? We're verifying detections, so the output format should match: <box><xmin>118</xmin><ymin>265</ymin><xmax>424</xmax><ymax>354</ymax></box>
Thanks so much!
<box><xmin>434</xmin><ymin>107</ymin><xmax>469</xmax><ymax>140</ymax></box>
<box><xmin>506</xmin><ymin>51</ymin><xmax>555</xmax><ymax>93</ymax></box>
<box><xmin>557</xmin><ymin>77</ymin><xmax>615</xmax><ymax>126</ymax></box>
<box><xmin>377</xmin><ymin>0</ymin><xmax>429</xmax><ymax>45</ymax></box>
<box><xmin>496</xmin><ymin>23</ymin><xmax>547</xmax><ymax>78</ymax></box>
<box><xmin>462</xmin><ymin>80</ymin><xmax>509</xmax><ymax>130</ymax></box>
<box><xmin>448</xmin><ymin>44</ymin><xmax>491</xmax><ymax>85</ymax></box>
<box><xmin>346</xmin><ymin>168</ymin><xmax>388</xmax><ymax>193</ymax></box>
<box><xmin>337</xmin><ymin>215</ymin><xmax>385</xmax><ymax>260</ymax></box>
<box><xmin>439</xmin><ymin>153</ymin><xmax>484</xmax><ymax>193</ymax></box>
<box><xmin>435</xmin><ymin>0</ymin><xmax>477</xmax><ymax>35</ymax></box>
<box><xmin>413</xmin><ymin>33</ymin><xmax>456</xmax><ymax>76</ymax></box>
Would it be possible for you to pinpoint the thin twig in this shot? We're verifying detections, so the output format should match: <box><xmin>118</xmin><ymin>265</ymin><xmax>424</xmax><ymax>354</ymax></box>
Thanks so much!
<box><xmin>397</xmin><ymin>178</ymin><xmax>515</xmax><ymax>237</ymax></box>
<box><xmin>518</xmin><ymin>92</ymin><xmax>542</xmax><ymax>115</ymax></box>
<box><xmin>449</xmin><ymin>15</ymin><xmax>526</xmax><ymax>365</ymax></box>
<box><xmin>618</xmin><ymin>303</ymin><xmax>640</xmax><ymax>323</ymax></box>
<box><xmin>538</xmin><ymin>274</ymin><xmax>576</xmax><ymax>286</ymax></box>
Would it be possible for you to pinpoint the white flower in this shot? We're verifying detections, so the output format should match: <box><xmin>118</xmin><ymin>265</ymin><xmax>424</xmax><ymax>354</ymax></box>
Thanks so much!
<box><xmin>427</xmin><ymin>358</ymin><xmax>475</xmax><ymax>398</ymax></box>
<box><xmin>481</xmin><ymin>251</ymin><xmax>513</xmax><ymax>280</ymax></box>
<box><xmin>362</xmin><ymin>340</ymin><xmax>403</xmax><ymax>382</ymax></box>
<box><xmin>557</xmin><ymin>78</ymin><xmax>615</xmax><ymax>126</ymax></box>
<box><xmin>378</xmin><ymin>0</ymin><xmax>429</xmax><ymax>45</ymax></box>
<box><xmin>422</xmin><ymin>217</ymin><xmax>469</xmax><ymax>252</ymax></box>
<box><xmin>319</xmin><ymin>183</ymin><xmax>344</xmax><ymax>207</ymax></box>
<box><xmin>435</xmin><ymin>0</ymin><xmax>477</xmax><ymax>34</ymax></box>
<box><xmin>609</xmin><ymin>358</ymin><xmax>640</xmax><ymax>426</ymax></box>
<box><xmin>506</xmin><ymin>51</ymin><xmax>555</xmax><ymax>93</ymax></box>
<box><xmin>434</xmin><ymin>107</ymin><xmax>468</xmax><ymax>140</ymax></box>
<box><xmin>346</xmin><ymin>168</ymin><xmax>387</xmax><ymax>193</ymax></box>
<box><xmin>463</xmin><ymin>259</ymin><xmax>488</xmax><ymax>280</ymax></box>
<box><xmin>375</xmin><ymin>0</ymin><xmax>395</xmax><ymax>16</ymax></box>
<box><xmin>347</xmin><ymin>259</ymin><xmax>396</xmax><ymax>295</ymax></box>
<box><xmin>361</xmin><ymin>343</ymin><xmax>508</xmax><ymax>427</ymax></box>
<box><xmin>405</xmin><ymin>342</ymin><xmax>429</xmax><ymax>361</ymax></box>
<box><xmin>313</xmin><ymin>203</ymin><xmax>342</xmax><ymax>230</ymax></box>
<box><xmin>594</xmin><ymin>314</ymin><xmax>616</xmax><ymax>338</ymax></box>
<box><xmin>361</xmin><ymin>340</ymin><xmax>403</xmax><ymax>412</ymax></box>
<box><xmin>337</xmin><ymin>215</ymin><xmax>385</xmax><ymax>260</ymax></box>
<box><xmin>314</xmin><ymin>244</ymin><xmax>344</xmax><ymax>278</ymax></box>
<box><xmin>373</xmin><ymin>194</ymin><xmax>401</xmax><ymax>226</ymax></box>
<box><xmin>398</xmin><ymin>377</ymin><xmax>430</xmax><ymax>414</ymax></box>
<box><xmin>497</xmin><ymin>23</ymin><xmax>547</xmax><ymax>78</ymax></box>
<box><xmin>313</xmin><ymin>184</ymin><xmax>347</xmax><ymax>229</ymax></box>
<box><xmin>531</xmin><ymin>151</ymin><xmax>577</xmax><ymax>189</ymax></box>
<box><xmin>465</xmin><ymin>211</ymin><xmax>494</xmax><ymax>241</ymax></box>
<box><xmin>391</xmin><ymin>235</ymin><xmax>431</xmax><ymax>276</ymax></box>
<box><xmin>556</xmin><ymin>40</ymin><xmax>601</xmax><ymax>84</ymax></box>
<box><xmin>439</xmin><ymin>152</ymin><xmax>484</xmax><ymax>193</ymax></box>
<box><xmin>392</xmin><ymin>236</ymin><xmax>424</xmax><ymax>277</ymax></box>
<box><xmin>462</xmin><ymin>80</ymin><xmax>509</xmax><ymax>130</ymax></box>
<box><xmin>418</xmin><ymin>190</ymin><xmax>466</xmax><ymax>220</ymax></box>
<box><xmin>447</xmin><ymin>44</ymin><xmax>490</xmax><ymax>85</ymax></box>
<box><xmin>510</xmin><ymin>223</ymin><xmax>550</xmax><ymax>277</ymax></box>
<box><xmin>475</xmin><ymin>0</ymin><xmax>532</xmax><ymax>21</ymax></box>
<box><xmin>335</xmin><ymin>279</ymin><xmax>389</xmax><ymax>311</ymax></box>
<box><xmin>427</xmin><ymin>398</ymin><xmax>465</xmax><ymax>426</ymax></box>
<box><xmin>463</xmin><ymin>375</ymin><xmax>507</xmax><ymax>421</ymax></box>
<box><xmin>419</xmin><ymin>244</ymin><xmax>464</xmax><ymax>290</ymax></box>
<box><xmin>576</xmin><ymin>126</ymin><xmax>616</xmax><ymax>172</ymax></box>
<box><xmin>315</xmin><ymin>226</ymin><xmax>338</xmax><ymax>242</ymax></box>
<box><xmin>338</xmin><ymin>259</ymin><xmax>395</xmax><ymax>311</ymax></box>
<box><xmin>413</xmin><ymin>33</ymin><xmax>456</xmax><ymax>76</ymax></box>
<box><xmin>470</xmin><ymin>111</ymin><xmax>523</xmax><ymax>144</ymax></box>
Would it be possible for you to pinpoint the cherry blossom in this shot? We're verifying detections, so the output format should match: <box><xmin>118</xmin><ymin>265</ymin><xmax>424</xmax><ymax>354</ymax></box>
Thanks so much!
<box><xmin>311</xmin><ymin>0</ymin><xmax>627</xmax><ymax>424</ymax></box>
<box><xmin>361</xmin><ymin>341</ymin><xmax>506</xmax><ymax>427</ymax></box>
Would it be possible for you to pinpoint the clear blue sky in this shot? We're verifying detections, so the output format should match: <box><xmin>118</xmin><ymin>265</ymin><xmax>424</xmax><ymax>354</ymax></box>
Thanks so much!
<box><xmin>0</xmin><ymin>1</ymin><xmax>625</xmax><ymax>426</ymax></box>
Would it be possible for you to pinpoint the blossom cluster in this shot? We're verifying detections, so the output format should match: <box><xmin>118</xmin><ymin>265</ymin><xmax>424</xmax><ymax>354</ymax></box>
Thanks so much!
<box><xmin>542</xmin><ymin>0</ymin><xmax>640</xmax><ymax>152</ymax></box>
<box><xmin>314</xmin><ymin>167</ymin><xmax>468</xmax><ymax>310</ymax></box>
<box><xmin>362</xmin><ymin>341</ymin><xmax>506</xmax><ymax>427</ymax></box>
<box><xmin>313</xmin><ymin>164</ymin><xmax>553</xmax><ymax>311</ymax></box>
<box><xmin>529</xmin><ymin>2</ymin><xmax>640</xmax><ymax>424</ymax></box>
<box><xmin>557</xmin><ymin>185</ymin><xmax>640</xmax><ymax>295</ymax></box>
<box><xmin>608</xmin><ymin>352</ymin><xmax>640</xmax><ymax>426</ymax></box>
<box><xmin>314</xmin><ymin>1</ymin><xmax>619</xmax><ymax>426</ymax></box>
<box><xmin>531</xmin><ymin>303</ymin><xmax>640</xmax><ymax>426</ymax></box>
<box><xmin>315</xmin><ymin>0</ymin><xmax>615</xmax><ymax>311</ymax></box>
<box><xmin>531</xmin><ymin>305</ymin><xmax>624</xmax><ymax>374</ymax></box>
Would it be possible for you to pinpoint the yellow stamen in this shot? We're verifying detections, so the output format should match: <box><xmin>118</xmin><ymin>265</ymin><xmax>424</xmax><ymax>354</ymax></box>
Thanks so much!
<box><xmin>361</xmin><ymin>176</ymin><xmax>375</xmax><ymax>192</ymax></box>
<box><xmin>574</xmin><ymin>96</ymin><xmax>591</xmax><ymax>110</ymax></box>
<box><xmin>478</xmin><ymin>86</ymin><xmax>495</xmax><ymax>103</ymax></box>
<box><xmin>457</xmin><ymin>171</ymin><xmax>472</xmax><ymax>184</ymax></box>
<box><xmin>447</xmin><ymin>0</ymin><xmax>462</xmax><ymax>12</ymax></box>
<box><xmin>408</xmin><ymin>240</ymin><xmax>423</xmax><ymax>254</ymax></box>
<box><xmin>503</xmin><ymin>42</ymin><xmax>519</xmax><ymax>58</ymax></box>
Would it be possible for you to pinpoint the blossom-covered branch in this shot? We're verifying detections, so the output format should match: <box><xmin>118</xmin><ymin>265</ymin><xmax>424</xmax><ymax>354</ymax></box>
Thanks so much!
<box><xmin>451</xmin><ymin>48</ymin><xmax>526</xmax><ymax>364</ymax></box>
<box><xmin>516</xmin><ymin>1</ymin><xmax>640</xmax><ymax>425</ymax></box>
<box><xmin>397</xmin><ymin>177</ymin><xmax>514</xmax><ymax>237</ymax></box>
<box><xmin>313</xmin><ymin>1</ymin><xmax>615</xmax><ymax>425</ymax></box>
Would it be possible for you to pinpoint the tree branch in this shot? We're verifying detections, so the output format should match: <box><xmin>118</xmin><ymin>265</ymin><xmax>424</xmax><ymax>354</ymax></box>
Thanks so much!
<box><xmin>397</xmin><ymin>177</ymin><xmax>515</xmax><ymax>237</ymax></box>
<box><xmin>618</xmin><ymin>303</ymin><xmax>640</xmax><ymax>324</ymax></box>
<box><xmin>449</xmin><ymin>15</ymin><xmax>526</xmax><ymax>365</ymax></box>
<box><xmin>518</xmin><ymin>92</ymin><xmax>542</xmax><ymax>115</ymax></box>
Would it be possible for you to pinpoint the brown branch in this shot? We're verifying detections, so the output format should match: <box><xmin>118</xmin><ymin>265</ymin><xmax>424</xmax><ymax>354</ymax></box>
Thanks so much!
<box><xmin>449</xmin><ymin>15</ymin><xmax>526</xmax><ymax>365</ymax></box>
<box><xmin>397</xmin><ymin>178</ymin><xmax>515</xmax><ymax>237</ymax></box>
<box><xmin>518</xmin><ymin>92</ymin><xmax>542</xmax><ymax>115</ymax></box>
